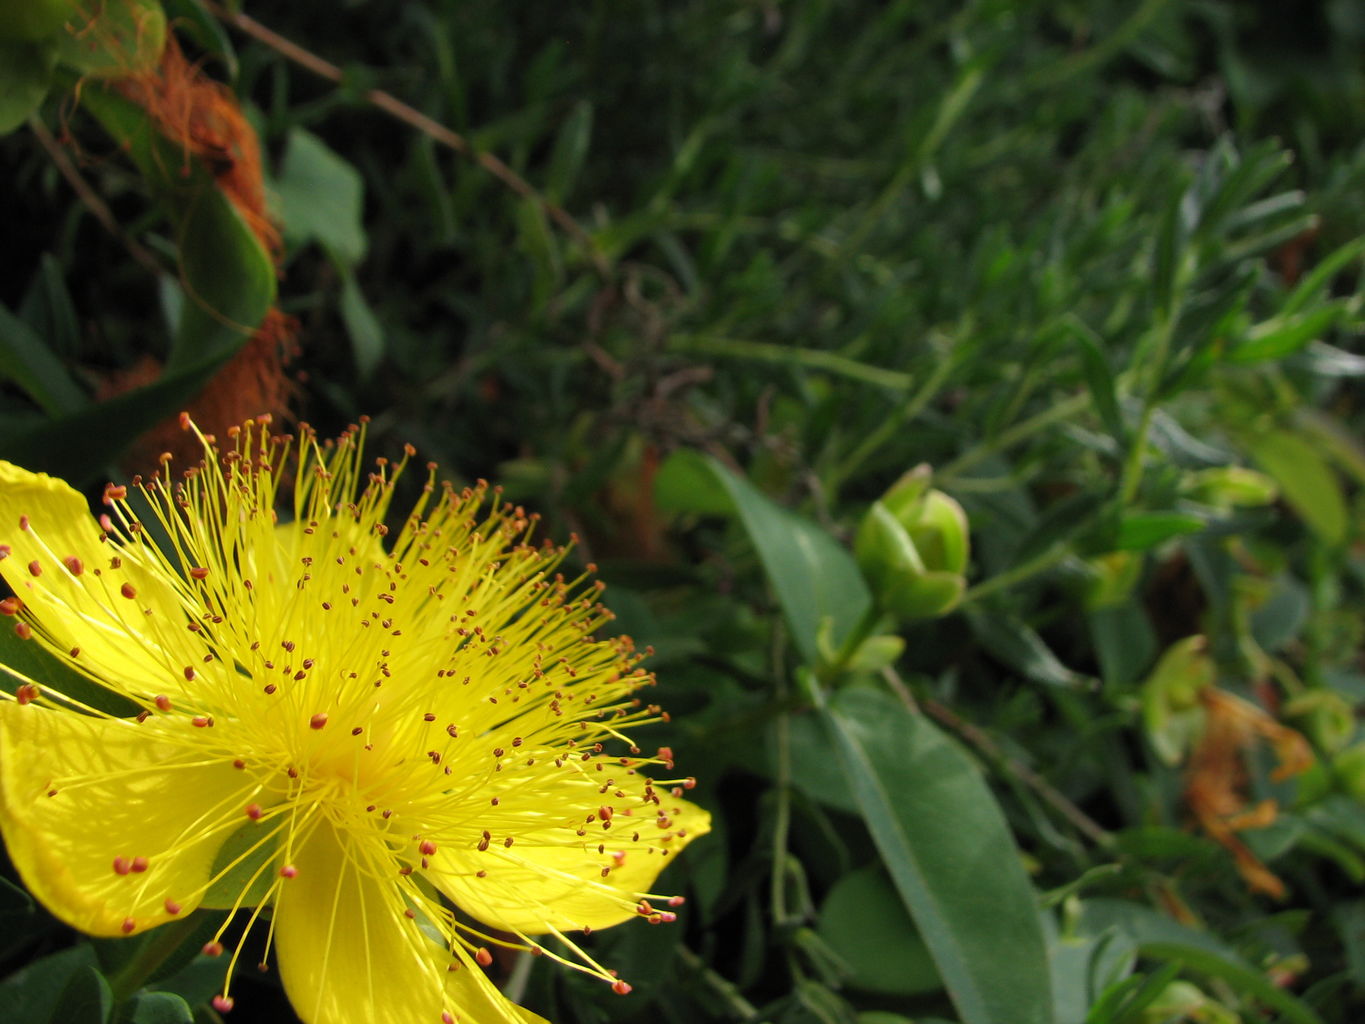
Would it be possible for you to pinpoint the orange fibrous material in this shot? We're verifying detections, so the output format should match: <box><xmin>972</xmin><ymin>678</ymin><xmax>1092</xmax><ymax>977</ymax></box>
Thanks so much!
<box><xmin>115</xmin><ymin>37</ymin><xmax>279</xmax><ymax>258</ymax></box>
<box><xmin>1184</xmin><ymin>687</ymin><xmax>1313</xmax><ymax>899</ymax></box>
<box><xmin>99</xmin><ymin>37</ymin><xmax>299</xmax><ymax>470</ymax></box>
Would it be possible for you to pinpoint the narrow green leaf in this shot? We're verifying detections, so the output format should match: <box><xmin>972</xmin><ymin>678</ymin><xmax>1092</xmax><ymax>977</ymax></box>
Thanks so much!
<box><xmin>545</xmin><ymin>99</ymin><xmax>593</xmax><ymax>203</ymax></box>
<box><xmin>1114</xmin><ymin>512</ymin><xmax>1205</xmax><ymax>551</ymax></box>
<box><xmin>1282</xmin><ymin>234</ymin><xmax>1365</xmax><ymax>316</ymax></box>
<box><xmin>1227</xmin><ymin>304</ymin><xmax>1345</xmax><ymax>365</ymax></box>
<box><xmin>1070</xmin><ymin>318</ymin><xmax>1125</xmax><ymax>443</ymax></box>
<box><xmin>816</xmin><ymin>687</ymin><xmax>1053</xmax><ymax>1024</ymax></box>
<box><xmin>0</xmin><ymin>303</ymin><xmax>86</xmax><ymax>415</ymax></box>
<box><xmin>1138</xmin><ymin>943</ymin><xmax>1323</xmax><ymax>1024</ymax></box>
<box><xmin>159</xmin><ymin>0</ymin><xmax>236</xmax><ymax>78</ymax></box>
<box><xmin>338</xmin><ymin>267</ymin><xmax>385</xmax><ymax>377</ymax></box>
<box><xmin>968</xmin><ymin>609</ymin><xmax>1082</xmax><ymax>688</ymax></box>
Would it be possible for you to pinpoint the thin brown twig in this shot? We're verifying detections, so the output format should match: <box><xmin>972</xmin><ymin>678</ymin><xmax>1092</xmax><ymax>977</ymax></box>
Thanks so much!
<box><xmin>29</xmin><ymin>116</ymin><xmax>165</xmax><ymax>279</ymax></box>
<box><xmin>203</xmin><ymin>2</ymin><xmax>612</xmax><ymax>281</ymax></box>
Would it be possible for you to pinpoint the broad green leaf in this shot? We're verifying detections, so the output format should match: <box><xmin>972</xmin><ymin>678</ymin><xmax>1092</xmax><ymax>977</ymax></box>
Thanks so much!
<box><xmin>159</xmin><ymin>0</ymin><xmax>235</xmax><ymax>78</ymax></box>
<box><xmin>276</xmin><ymin>128</ymin><xmax>367</xmax><ymax>266</ymax></box>
<box><xmin>1114</xmin><ymin>512</ymin><xmax>1205</xmax><ymax>551</ymax></box>
<box><xmin>677</xmin><ymin>452</ymin><xmax>872</xmax><ymax>664</ymax></box>
<box><xmin>54</xmin><ymin>0</ymin><xmax>165</xmax><ymax>76</ymax></box>
<box><xmin>817</xmin><ymin>865</ymin><xmax>941</xmax><ymax>996</ymax></box>
<box><xmin>0</xmin><ymin>0</ymin><xmax>77</xmax><ymax>41</ymax></box>
<box><xmin>1245</xmin><ymin>429</ymin><xmax>1348</xmax><ymax>545</ymax></box>
<box><xmin>0</xmin><ymin>946</ymin><xmax>96</xmax><ymax>1024</ymax></box>
<box><xmin>49</xmin><ymin>965</ymin><xmax>110</xmax><ymax>1024</ymax></box>
<box><xmin>654</xmin><ymin>448</ymin><xmax>736</xmax><ymax>517</ymax></box>
<box><xmin>0</xmin><ymin>41</ymin><xmax>54</xmax><ymax>133</ymax></box>
<box><xmin>124</xmin><ymin>992</ymin><xmax>193</xmax><ymax>1024</ymax></box>
<box><xmin>1087</xmin><ymin>602</ymin><xmax>1156</xmax><ymax>688</ymax></box>
<box><xmin>817</xmin><ymin>687</ymin><xmax>1053</xmax><ymax>1024</ymax></box>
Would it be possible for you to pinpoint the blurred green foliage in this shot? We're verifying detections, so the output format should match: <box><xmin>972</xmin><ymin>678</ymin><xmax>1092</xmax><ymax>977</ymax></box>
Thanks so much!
<box><xmin>2</xmin><ymin>0</ymin><xmax>1365</xmax><ymax>1022</ymax></box>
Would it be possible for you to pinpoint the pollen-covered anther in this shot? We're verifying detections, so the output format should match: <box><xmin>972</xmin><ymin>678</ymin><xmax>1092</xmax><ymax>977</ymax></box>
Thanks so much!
<box><xmin>442</xmin><ymin>1013</ymin><xmax>456</xmax><ymax>1024</ymax></box>
<box><xmin>131</xmin><ymin>856</ymin><xmax>149</xmax><ymax>873</ymax></box>
<box><xmin>62</xmin><ymin>556</ymin><xmax>84</xmax><ymax>576</ymax></box>
<box><xmin>154</xmin><ymin>695</ymin><xmax>172</xmax><ymax>712</ymax></box>
<box><xmin>192</xmin><ymin>716</ymin><xmax>213</xmax><ymax>728</ymax></box>
<box><xmin>189</xmin><ymin>566</ymin><xmax>210</xmax><ymax>580</ymax></box>
<box><xmin>475</xmin><ymin>948</ymin><xmax>493</xmax><ymax>967</ymax></box>
<box><xmin>310</xmin><ymin>712</ymin><xmax>328</xmax><ymax>729</ymax></box>
<box><xmin>279</xmin><ymin>865</ymin><xmax>298</xmax><ymax>879</ymax></box>
<box><xmin>668</xmin><ymin>895</ymin><xmax>686</xmax><ymax>907</ymax></box>
<box><xmin>611</xmin><ymin>981</ymin><xmax>633</xmax><ymax>995</ymax></box>
<box><xmin>419</xmin><ymin>840</ymin><xmax>437</xmax><ymax>856</ymax></box>
<box><xmin>212</xmin><ymin>995</ymin><xmax>235</xmax><ymax>1012</ymax></box>
<box><xmin>120</xmin><ymin>583</ymin><xmax>137</xmax><ymax>600</ymax></box>
<box><xmin>245</xmin><ymin>803</ymin><xmax>263</xmax><ymax>821</ymax></box>
<box><xmin>0</xmin><ymin>596</ymin><xmax>20</xmax><ymax>616</ymax></box>
<box><xmin>121</xmin><ymin>918</ymin><xmax>136</xmax><ymax>934</ymax></box>
<box><xmin>112</xmin><ymin>856</ymin><xmax>131</xmax><ymax>875</ymax></box>
<box><xmin>15</xmin><ymin>683</ymin><xmax>39</xmax><ymax>705</ymax></box>
<box><xmin>203</xmin><ymin>941</ymin><xmax>224</xmax><ymax>956</ymax></box>
<box><xmin>13</xmin><ymin>621</ymin><xmax>31</xmax><ymax>639</ymax></box>
<box><xmin>183</xmin><ymin>666</ymin><xmax>196</xmax><ymax>681</ymax></box>
<box><xmin>164</xmin><ymin>899</ymin><xmax>182</xmax><ymax>915</ymax></box>
<box><xmin>26</xmin><ymin>560</ymin><xmax>40</xmax><ymax>577</ymax></box>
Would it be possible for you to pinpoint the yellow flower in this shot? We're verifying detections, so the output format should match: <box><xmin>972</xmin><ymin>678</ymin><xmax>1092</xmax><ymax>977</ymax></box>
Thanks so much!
<box><xmin>0</xmin><ymin>416</ymin><xmax>709</xmax><ymax>1023</ymax></box>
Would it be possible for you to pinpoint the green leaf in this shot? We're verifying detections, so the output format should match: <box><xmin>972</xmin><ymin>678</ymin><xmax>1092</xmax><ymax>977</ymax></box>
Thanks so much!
<box><xmin>1069</xmin><ymin>317</ymin><xmax>1125</xmax><ymax>443</ymax></box>
<box><xmin>1114</xmin><ymin>512</ymin><xmax>1205</xmax><ymax>551</ymax></box>
<box><xmin>0</xmin><ymin>0</ymin><xmax>78</xmax><ymax>41</ymax></box>
<box><xmin>123</xmin><ymin>992</ymin><xmax>194</xmax><ymax>1024</ymax></box>
<box><xmin>1245</xmin><ymin>429</ymin><xmax>1348</xmax><ymax>545</ymax></box>
<box><xmin>968</xmin><ymin>610</ymin><xmax>1083</xmax><ymax>688</ymax></box>
<box><xmin>50</xmin><ymin>965</ymin><xmax>111</xmax><ymax>1024</ymax></box>
<box><xmin>0</xmin><ymin>946</ymin><xmax>97</xmax><ymax>1024</ymax></box>
<box><xmin>0</xmin><ymin>40</ymin><xmax>55</xmax><ymax>133</ymax></box>
<box><xmin>276</xmin><ymin>128</ymin><xmax>367</xmax><ymax>266</ymax></box>
<box><xmin>817</xmin><ymin>864</ymin><xmax>942</xmax><ymax>996</ymax></box>
<box><xmin>159</xmin><ymin>0</ymin><xmax>235</xmax><ymax>78</ymax></box>
<box><xmin>545</xmin><ymin>99</ymin><xmax>593</xmax><ymax>203</ymax></box>
<box><xmin>0</xmin><ymin>624</ymin><xmax>140</xmax><ymax>717</ymax></box>
<box><xmin>339</xmin><ymin>268</ymin><xmax>384</xmax><ymax>377</ymax></box>
<box><xmin>678</xmin><ymin>452</ymin><xmax>872</xmax><ymax>665</ymax></box>
<box><xmin>1227</xmin><ymin>304</ymin><xmax>1346</xmax><ymax>365</ymax></box>
<box><xmin>0</xmin><ymin>302</ymin><xmax>86</xmax><ymax>415</ymax></box>
<box><xmin>816</xmin><ymin>687</ymin><xmax>1053</xmax><ymax>1024</ymax></box>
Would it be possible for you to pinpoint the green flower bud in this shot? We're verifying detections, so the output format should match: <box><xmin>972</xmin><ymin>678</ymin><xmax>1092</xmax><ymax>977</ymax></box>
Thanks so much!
<box><xmin>854</xmin><ymin>471</ymin><xmax>970</xmax><ymax>622</ymax></box>
<box><xmin>1141</xmin><ymin>636</ymin><xmax>1214</xmax><ymax>766</ymax></box>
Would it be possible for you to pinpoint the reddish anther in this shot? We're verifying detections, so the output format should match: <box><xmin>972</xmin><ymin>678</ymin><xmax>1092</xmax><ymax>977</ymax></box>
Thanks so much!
<box><xmin>0</xmin><ymin>596</ymin><xmax>21</xmax><ymax>616</ymax></box>
<box><xmin>183</xmin><ymin>666</ymin><xmax>196</xmax><ymax>681</ymax></box>
<box><xmin>13</xmin><ymin>622</ymin><xmax>31</xmax><ymax>640</ymax></box>
<box><xmin>15</xmin><ymin>683</ymin><xmax>39</xmax><ymax>704</ymax></box>
<box><xmin>474</xmin><ymin>948</ymin><xmax>493</xmax><ymax>967</ymax></box>
<box><xmin>245</xmin><ymin>804</ymin><xmax>263</xmax><ymax>820</ymax></box>
<box><xmin>203</xmin><ymin>941</ymin><xmax>224</xmax><ymax>956</ymax></box>
<box><xmin>310</xmin><ymin>712</ymin><xmax>328</xmax><ymax>730</ymax></box>
<box><xmin>131</xmin><ymin>856</ymin><xmax>149</xmax><ymax>873</ymax></box>
<box><xmin>120</xmin><ymin>583</ymin><xmax>137</xmax><ymax>600</ymax></box>
<box><xmin>420</xmin><ymin>839</ymin><xmax>437</xmax><ymax>856</ymax></box>
<box><xmin>279</xmin><ymin>865</ymin><xmax>298</xmax><ymax>879</ymax></box>
<box><xmin>63</xmin><ymin>556</ymin><xmax>84</xmax><ymax>576</ymax></box>
<box><xmin>189</xmin><ymin>567</ymin><xmax>210</xmax><ymax>580</ymax></box>
<box><xmin>112</xmin><ymin>856</ymin><xmax>131</xmax><ymax>875</ymax></box>
<box><xmin>164</xmin><ymin>899</ymin><xmax>182</xmax><ymax>915</ymax></box>
<box><xmin>211</xmin><ymin>995</ymin><xmax>234</xmax><ymax>1012</ymax></box>
<box><xmin>612</xmin><ymin>980</ymin><xmax>633</xmax><ymax>995</ymax></box>
<box><xmin>26</xmin><ymin>560</ymin><xmax>40</xmax><ymax>577</ymax></box>
<box><xmin>121</xmin><ymin>918</ymin><xmax>136</xmax><ymax>934</ymax></box>
<box><xmin>154</xmin><ymin>695</ymin><xmax>172</xmax><ymax>711</ymax></box>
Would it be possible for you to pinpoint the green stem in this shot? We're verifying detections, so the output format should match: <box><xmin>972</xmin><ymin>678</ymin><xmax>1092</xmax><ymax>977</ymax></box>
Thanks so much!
<box><xmin>1117</xmin><ymin>305</ymin><xmax>1179</xmax><ymax>507</ymax></box>
<box><xmin>666</xmin><ymin>333</ymin><xmax>914</xmax><ymax>391</ymax></box>
<box><xmin>107</xmin><ymin>916</ymin><xmax>205</xmax><ymax>1005</ymax></box>
<box><xmin>937</xmin><ymin>392</ymin><xmax>1090</xmax><ymax>484</ymax></box>
<box><xmin>677</xmin><ymin>945</ymin><xmax>767</xmax><ymax>1022</ymax></box>
<box><xmin>962</xmin><ymin>542</ymin><xmax>1073</xmax><ymax>605</ymax></box>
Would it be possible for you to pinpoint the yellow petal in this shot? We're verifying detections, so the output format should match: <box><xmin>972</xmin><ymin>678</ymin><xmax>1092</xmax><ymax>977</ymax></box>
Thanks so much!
<box><xmin>0</xmin><ymin>702</ymin><xmax>251</xmax><ymax>936</ymax></box>
<box><xmin>431</xmin><ymin>796</ymin><xmax>711</xmax><ymax>935</ymax></box>
<box><xmin>274</xmin><ymin>821</ymin><xmax>548</xmax><ymax>1024</ymax></box>
<box><xmin>0</xmin><ymin>461</ymin><xmax>187</xmax><ymax>698</ymax></box>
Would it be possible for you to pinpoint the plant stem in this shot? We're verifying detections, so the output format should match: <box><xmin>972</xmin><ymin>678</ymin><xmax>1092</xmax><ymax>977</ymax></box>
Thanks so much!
<box><xmin>107</xmin><ymin>917</ymin><xmax>205</xmax><ymax>1005</ymax></box>
<box><xmin>937</xmin><ymin>392</ymin><xmax>1090</xmax><ymax>483</ymax></box>
<box><xmin>961</xmin><ymin>541</ymin><xmax>1073</xmax><ymax>605</ymax></box>
<box><xmin>677</xmin><ymin>945</ymin><xmax>767</xmax><ymax>1022</ymax></box>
